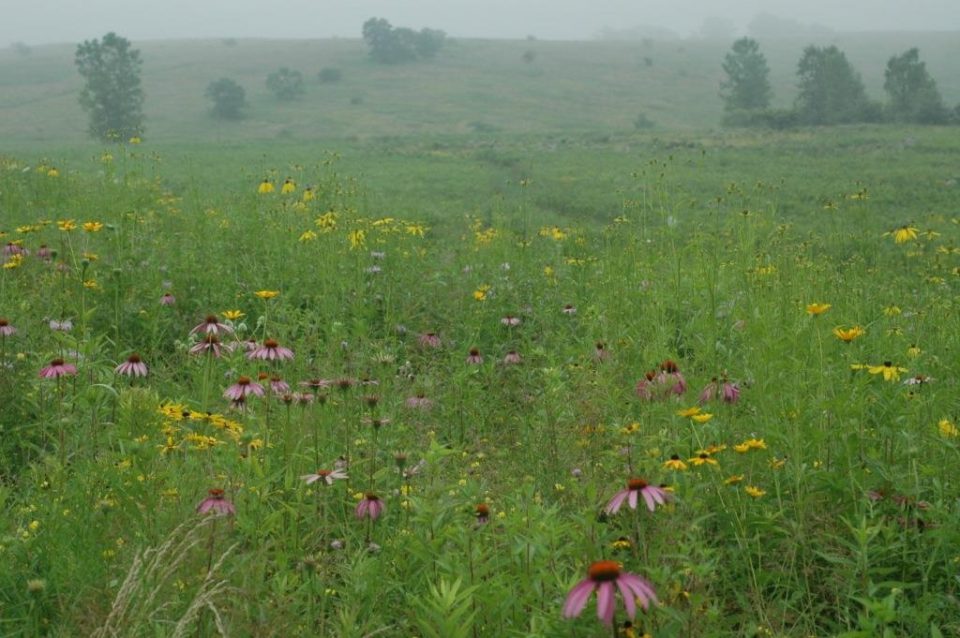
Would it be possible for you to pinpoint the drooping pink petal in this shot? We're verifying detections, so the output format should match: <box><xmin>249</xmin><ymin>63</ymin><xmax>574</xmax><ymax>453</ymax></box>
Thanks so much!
<box><xmin>596</xmin><ymin>581</ymin><xmax>616</xmax><ymax>625</ymax></box>
<box><xmin>619</xmin><ymin>574</ymin><xmax>657</xmax><ymax>609</ymax></box>
<box><xmin>562</xmin><ymin>580</ymin><xmax>595</xmax><ymax>618</ymax></box>
<box><xmin>605</xmin><ymin>490</ymin><xmax>628</xmax><ymax>514</ymax></box>
<box><xmin>616</xmin><ymin>577</ymin><xmax>638</xmax><ymax>619</ymax></box>
<box><xmin>627</xmin><ymin>489</ymin><xmax>638</xmax><ymax>510</ymax></box>
<box><xmin>642</xmin><ymin>489</ymin><xmax>656</xmax><ymax>512</ymax></box>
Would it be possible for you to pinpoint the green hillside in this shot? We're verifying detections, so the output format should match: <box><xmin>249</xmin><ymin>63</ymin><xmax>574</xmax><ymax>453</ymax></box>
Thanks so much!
<box><xmin>1</xmin><ymin>32</ymin><xmax>959</xmax><ymax>147</ymax></box>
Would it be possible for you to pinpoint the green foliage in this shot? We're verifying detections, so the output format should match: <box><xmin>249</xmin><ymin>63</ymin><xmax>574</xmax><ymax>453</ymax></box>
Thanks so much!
<box><xmin>266</xmin><ymin>67</ymin><xmax>305</xmax><ymax>101</ymax></box>
<box><xmin>884</xmin><ymin>48</ymin><xmax>949</xmax><ymax>124</ymax></box>
<box><xmin>205</xmin><ymin>77</ymin><xmax>247</xmax><ymax>119</ymax></box>
<box><xmin>317</xmin><ymin>67</ymin><xmax>343</xmax><ymax>84</ymax></box>
<box><xmin>633</xmin><ymin>112</ymin><xmax>656</xmax><ymax>130</ymax></box>
<box><xmin>74</xmin><ymin>32</ymin><xmax>144</xmax><ymax>142</ymax></box>
<box><xmin>720</xmin><ymin>37</ymin><xmax>772</xmax><ymax>114</ymax></box>
<box><xmin>795</xmin><ymin>45</ymin><xmax>878</xmax><ymax>125</ymax></box>
<box><xmin>361</xmin><ymin>17</ymin><xmax>446</xmax><ymax>64</ymax></box>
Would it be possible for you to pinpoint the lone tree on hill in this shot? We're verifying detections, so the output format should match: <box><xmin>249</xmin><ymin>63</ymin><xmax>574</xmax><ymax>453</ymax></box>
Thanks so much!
<box><xmin>75</xmin><ymin>32</ymin><xmax>144</xmax><ymax>141</ymax></box>
<box><xmin>205</xmin><ymin>78</ymin><xmax>247</xmax><ymax>119</ymax></box>
<box><xmin>266</xmin><ymin>67</ymin><xmax>305</xmax><ymax>101</ymax></box>
<box><xmin>794</xmin><ymin>45</ymin><xmax>876</xmax><ymax>125</ymax></box>
<box><xmin>362</xmin><ymin>18</ymin><xmax>446</xmax><ymax>64</ymax></box>
<box><xmin>720</xmin><ymin>37</ymin><xmax>772</xmax><ymax>113</ymax></box>
<box><xmin>884</xmin><ymin>48</ymin><xmax>948</xmax><ymax>124</ymax></box>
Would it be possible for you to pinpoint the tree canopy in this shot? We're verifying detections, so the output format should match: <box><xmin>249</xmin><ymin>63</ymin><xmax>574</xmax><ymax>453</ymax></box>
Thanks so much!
<box><xmin>74</xmin><ymin>32</ymin><xmax>144</xmax><ymax>142</ymax></box>
<box><xmin>884</xmin><ymin>48</ymin><xmax>948</xmax><ymax>124</ymax></box>
<box><xmin>720</xmin><ymin>38</ymin><xmax>772</xmax><ymax>113</ymax></box>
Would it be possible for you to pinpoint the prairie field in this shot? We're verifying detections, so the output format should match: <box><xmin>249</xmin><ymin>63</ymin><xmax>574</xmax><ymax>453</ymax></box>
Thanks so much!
<box><xmin>1</xmin><ymin>35</ymin><xmax>960</xmax><ymax>637</ymax></box>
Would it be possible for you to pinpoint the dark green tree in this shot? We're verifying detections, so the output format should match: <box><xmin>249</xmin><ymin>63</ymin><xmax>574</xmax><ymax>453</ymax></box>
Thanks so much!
<box><xmin>794</xmin><ymin>45</ymin><xmax>876</xmax><ymax>125</ymax></box>
<box><xmin>266</xmin><ymin>67</ymin><xmax>305</xmax><ymax>101</ymax></box>
<box><xmin>884</xmin><ymin>48</ymin><xmax>948</xmax><ymax>124</ymax></box>
<box><xmin>362</xmin><ymin>18</ymin><xmax>445</xmax><ymax>64</ymax></box>
<box><xmin>720</xmin><ymin>37</ymin><xmax>772</xmax><ymax>113</ymax></box>
<box><xmin>205</xmin><ymin>78</ymin><xmax>247</xmax><ymax>119</ymax></box>
<box><xmin>74</xmin><ymin>32</ymin><xmax>144</xmax><ymax>141</ymax></box>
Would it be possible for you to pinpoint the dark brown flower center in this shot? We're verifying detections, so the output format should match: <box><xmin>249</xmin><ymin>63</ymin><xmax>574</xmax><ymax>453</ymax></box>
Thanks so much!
<box><xmin>205</xmin><ymin>315</ymin><xmax>218</xmax><ymax>324</ymax></box>
<box><xmin>628</xmin><ymin>478</ymin><xmax>648</xmax><ymax>491</ymax></box>
<box><xmin>127</xmin><ymin>353</ymin><xmax>141</xmax><ymax>363</ymax></box>
<box><xmin>661</xmin><ymin>359</ymin><xmax>678</xmax><ymax>373</ymax></box>
<box><xmin>469</xmin><ymin>348</ymin><xmax>480</xmax><ymax>356</ymax></box>
<box><xmin>264</xmin><ymin>338</ymin><xmax>279</xmax><ymax>348</ymax></box>
<box><xmin>50</xmin><ymin>358</ymin><xmax>64</xmax><ymax>366</ymax></box>
<box><xmin>0</xmin><ymin>318</ymin><xmax>8</xmax><ymax>326</ymax></box>
<box><xmin>208</xmin><ymin>489</ymin><xmax>224</xmax><ymax>499</ymax></box>
<box><xmin>475</xmin><ymin>503</ymin><xmax>489</xmax><ymax>517</ymax></box>
<box><xmin>203</xmin><ymin>334</ymin><xmax>220</xmax><ymax>344</ymax></box>
<box><xmin>238</xmin><ymin>376</ymin><xmax>251</xmax><ymax>385</ymax></box>
<box><xmin>588</xmin><ymin>560</ymin><xmax>621</xmax><ymax>582</ymax></box>
<box><xmin>316</xmin><ymin>470</ymin><xmax>331</xmax><ymax>477</ymax></box>
<box><xmin>364</xmin><ymin>493</ymin><xmax>379</xmax><ymax>501</ymax></box>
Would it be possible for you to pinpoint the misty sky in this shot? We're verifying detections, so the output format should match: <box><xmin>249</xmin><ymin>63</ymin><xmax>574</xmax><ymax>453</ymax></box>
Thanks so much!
<box><xmin>3</xmin><ymin>0</ymin><xmax>958</xmax><ymax>45</ymax></box>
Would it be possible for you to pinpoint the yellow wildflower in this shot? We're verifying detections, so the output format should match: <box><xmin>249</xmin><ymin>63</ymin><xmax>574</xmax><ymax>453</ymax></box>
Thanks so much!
<box><xmin>47</xmin><ymin>167</ymin><xmax>59</xmax><ymax>177</ymax></box>
<box><xmin>833</xmin><ymin>326</ymin><xmax>864</xmax><ymax>342</ymax></box>
<box><xmin>805</xmin><ymin>303</ymin><xmax>831</xmax><ymax>316</ymax></box>
<box><xmin>57</xmin><ymin>220</ymin><xmax>77</xmax><ymax>232</ymax></box>
<box><xmin>83</xmin><ymin>279</ymin><xmax>100</xmax><ymax>290</ymax></box>
<box><xmin>885</xmin><ymin>225</ymin><xmax>918</xmax><ymax>243</ymax></box>
<box><xmin>883</xmin><ymin>305</ymin><xmax>901</xmax><ymax>316</ymax></box>
<box><xmin>347</xmin><ymin>229</ymin><xmax>366</xmax><ymax>250</ymax></box>
<box><xmin>865</xmin><ymin>362</ymin><xmax>908</xmax><ymax>382</ymax></box>
<box><xmin>302</xmin><ymin>187</ymin><xmax>315</xmax><ymax>202</ymax></box>
<box><xmin>676</xmin><ymin>406</ymin><xmax>701</xmax><ymax>417</ymax></box>
<box><xmin>299</xmin><ymin>230</ymin><xmax>318</xmax><ymax>242</ymax></box>
<box><xmin>663</xmin><ymin>455</ymin><xmax>688</xmax><ymax>471</ymax></box>
<box><xmin>254</xmin><ymin>290</ymin><xmax>279</xmax><ymax>300</ymax></box>
<box><xmin>745</xmin><ymin>485</ymin><xmax>766</xmax><ymax>498</ymax></box>
<box><xmin>938</xmin><ymin>419</ymin><xmax>959</xmax><ymax>438</ymax></box>
<box><xmin>257</xmin><ymin>179</ymin><xmax>274</xmax><ymax>194</ymax></box>
<box><xmin>691</xmin><ymin>413</ymin><xmax>713</xmax><ymax>424</ymax></box>
<box><xmin>3</xmin><ymin>255</ymin><xmax>23</xmax><ymax>269</ymax></box>
<box><xmin>906</xmin><ymin>344</ymin><xmax>921</xmax><ymax>358</ymax></box>
<box><xmin>129</xmin><ymin>136</ymin><xmax>141</xmax><ymax>144</ymax></box>
<box><xmin>83</xmin><ymin>221</ymin><xmax>104</xmax><ymax>232</ymax></box>
<box><xmin>222</xmin><ymin>309</ymin><xmax>244</xmax><ymax>320</ymax></box>
<box><xmin>281</xmin><ymin>178</ymin><xmax>296</xmax><ymax>194</ymax></box>
<box><xmin>688</xmin><ymin>453</ymin><xmax>718</xmax><ymax>467</ymax></box>
<box><xmin>724</xmin><ymin>474</ymin><xmax>745</xmax><ymax>485</ymax></box>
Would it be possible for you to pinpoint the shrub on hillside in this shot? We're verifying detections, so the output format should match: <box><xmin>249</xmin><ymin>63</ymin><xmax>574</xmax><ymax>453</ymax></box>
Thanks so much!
<box><xmin>266</xmin><ymin>67</ymin><xmax>305</xmax><ymax>101</ymax></box>
<box><xmin>318</xmin><ymin>67</ymin><xmax>343</xmax><ymax>84</ymax></box>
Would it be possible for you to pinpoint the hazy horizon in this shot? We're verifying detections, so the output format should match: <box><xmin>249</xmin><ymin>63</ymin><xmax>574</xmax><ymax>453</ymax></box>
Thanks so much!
<box><xmin>3</xmin><ymin>0</ymin><xmax>959</xmax><ymax>46</ymax></box>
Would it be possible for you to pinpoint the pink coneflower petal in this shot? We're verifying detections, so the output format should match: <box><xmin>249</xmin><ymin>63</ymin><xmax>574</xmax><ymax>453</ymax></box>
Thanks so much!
<box><xmin>619</xmin><ymin>573</ymin><xmax>658</xmax><ymax>609</ymax></box>
<box><xmin>562</xmin><ymin>579</ymin><xmax>594</xmax><ymax>619</ymax></box>
<box><xmin>605</xmin><ymin>490</ymin><xmax>628</xmax><ymax>514</ymax></box>
<box><xmin>627</xmin><ymin>489</ymin><xmax>638</xmax><ymax>510</ymax></box>
<box><xmin>596</xmin><ymin>581</ymin><xmax>616</xmax><ymax>625</ymax></box>
<box><xmin>642</xmin><ymin>489</ymin><xmax>656</xmax><ymax>512</ymax></box>
<box><xmin>616</xmin><ymin>578</ymin><xmax>637</xmax><ymax>619</ymax></box>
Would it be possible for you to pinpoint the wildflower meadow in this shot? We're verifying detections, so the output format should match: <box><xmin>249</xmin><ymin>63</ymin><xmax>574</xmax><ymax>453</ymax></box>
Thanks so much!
<box><xmin>2</xmin><ymin>127</ymin><xmax>958</xmax><ymax>638</ymax></box>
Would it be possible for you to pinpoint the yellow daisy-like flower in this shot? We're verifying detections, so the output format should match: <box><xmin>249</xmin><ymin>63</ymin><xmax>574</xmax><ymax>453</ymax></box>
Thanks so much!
<box><xmin>611</xmin><ymin>537</ymin><xmax>632</xmax><ymax>550</ymax></box>
<box><xmin>768</xmin><ymin>457</ymin><xmax>786</xmax><ymax>470</ymax></box>
<box><xmin>222</xmin><ymin>309</ymin><xmax>244</xmax><ymax>321</ymax></box>
<box><xmin>47</xmin><ymin>167</ymin><xmax>59</xmax><ymax>177</ymax></box>
<box><xmin>724</xmin><ymin>474</ymin><xmax>745</xmax><ymax>485</ymax></box>
<box><xmin>83</xmin><ymin>279</ymin><xmax>100</xmax><ymax>290</ymax></box>
<box><xmin>733</xmin><ymin>443</ymin><xmax>750</xmax><ymax>453</ymax></box>
<box><xmin>57</xmin><ymin>219</ymin><xmax>77</xmax><ymax>232</ymax></box>
<box><xmin>129</xmin><ymin>136</ymin><xmax>142</xmax><ymax>144</ymax></box>
<box><xmin>82</xmin><ymin>252</ymin><xmax>98</xmax><ymax>261</ymax></box>
<box><xmin>833</xmin><ymin>326</ymin><xmax>864</xmax><ymax>342</ymax></box>
<box><xmin>347</xmin><ymin>229</ymin><xmax>366</xmax><ymax>250</ymax></box>
<box><xmin>83</xmin><ymin>221</ymin><xmax>104</xmax><ymax>232</ymax></box>
<box><xmin>906</xmin><ymin>344</ymin><xmax>921</xmax><ymax>358</ymax></box>
<box><xmin>886</xmin><ymin>225</ymin><xmax>918</xmax><ymax>244</ymax></box>
<box><xmin>866</xmin><ymin>362</ymin><xmax>908</xmax><ymax>382</ymax></box>
<box><xmin>298</xmin><ymin>230</ymin><xmax>318</xmax><ymax>242</ymax></box>
<box><xmin>663</xmin><ymin>455</ymin><xmax>688</xmax><ymax>471</ymax></box>
<box><xmin>688</xmin><ymin>453</ymin><xmax>718</xmax><ymax>467</ymax></box>
<box><xmin>745</xmin><ymin>438</ymin><xmax>766</xmax><ymax>450</ymax></box>
<box><xmin>701</xmin><ymin>443</ymin><xmax>727</xmax><ymax>455</ymax></box>
<box><xmin>3</xmin><ymin>254</ymin><xmax>23</xmax><ymax>269</ymax></box>
<box><xmin>676</xmin><ymin>406</ymin><xmax>701</xmax><ymax>417</ymax></box>
<box><xmin>745</xmin><ymin>485</ymin><xmax>766</xmax><ymax>498</ymax></box>
<box><xmin>302</xmin><ymin>187</ymin><xmax>315</xmax><ymax>202</ymax></box>
<box><xmin>254</xmin><ymin>290</ymin><xmax>279</xmax><ymax>300</ymax></box>
<box><xmin>883</xmin><ymin>305</ymin><xmax>901</xmax><ymax>316</ymax></box>
<box><xmin>938</xmin><ymin>419</ymin><xmax>959</xmax><ymax>438</ymax></box>
<box><xmin>805</xmin><ymin>303</ymin><xmax>831</xmax><ymax>316</ymax></box>
<box><xmin>690</xmin><ymin>413</ymin><xmax>714</xmax><ymax>424</ymax></box>
<box><xmin>257</xmin><ymin>179</ymin><xmax>275</xmax><ymax>194</ymax></box>
<box><xmin>281</xmin><ymin>178</ymin><xmax>296</xmax><ymax>194</ymax></box>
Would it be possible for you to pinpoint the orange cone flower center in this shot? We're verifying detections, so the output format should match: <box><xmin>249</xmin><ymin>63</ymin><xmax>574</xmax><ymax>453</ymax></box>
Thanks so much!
<box><xmin>588</xmin><ymin>560</ymin><xmax>622</xmax><ymax>582</ymax></box>
<box><xmin>628</xmin><ymin>478</ymin><xmax>649</xmax><ymax>491</ymax></box>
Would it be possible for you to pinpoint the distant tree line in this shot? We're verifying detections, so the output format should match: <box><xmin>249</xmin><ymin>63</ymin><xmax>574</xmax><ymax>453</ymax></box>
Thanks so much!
<box><xmin>362</xmin><ymin>18</ymin><xmax>446</xmax><ymax>64</ymax></box>
<box><xmin>721</xmin><ymin>38</ymin><xmax>958</xmax><ymax>128</ymax></box>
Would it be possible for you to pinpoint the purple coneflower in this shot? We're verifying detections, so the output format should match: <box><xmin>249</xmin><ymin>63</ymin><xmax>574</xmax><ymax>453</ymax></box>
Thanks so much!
<box><xmin>248</xmin><ymin>338</ymin><xmax>294</xmax><ymax>361</ymax></box>
<box><xmin>501</xmin><ymin>315</ymin><xmax>521</xmax><ymax>327</ymax></box>
<box><xmin>655</xmin><ymin>360</ymin><xmax>686</xmax><ymax>396</ymax></box>
<box><xmin>562</xmin><ymin>304</ymin><xmax>577</xmax><ymax>315</ymax></box>
<box><xmin>190</xmin><ymin>333</ymin><xmax>226</xmax><ymax>357</ymax></box>
<box><xmin>356</xmin><ymin>493</ymin><xmax>384</xmax><ymax>520</ymax></box>
<box><xmin>49</xmin><ymin>318</ymin><xmax>73</xmax><ymax>332</ymax></box>
<box><xmin>36</xmin><ymin>245</ymin><xmax>52</xmax><ymax>261</ymax></box>
<box><xmin>301</xmin><ymin>468</ymin><xmax>348</xmax><ymax>485</ymax></box>
<box><xmin>0</xmin><ymin>318</ymin><xmax>16</xmax><ymax>337</ymax></box>
<box><xmin>405</xmin><ymin>393</ymin><xmax>433</xmax><ymax>410</ymax></box>
<box><xmin>300</xmin><ymin>378</ymin><xmax>332</xmax><ymax>391</ymax></box>
<box><xmin>115</xmin><ymin>353</ymin><xmax>148</xmax><ymax>377</ymax></box>
<box><xmin>721</xmin><ymin>381</ymin><xmax>740</xmax><ymax>403</ymax></box>
<box><xmin>466</xmin><ymin>348</ymin><xmax>483</xmax><ymax>364</ymax></box>
<box><xmin>503</xmin><ymin>350</ymin><xmax>522</xmax><ymax>365</ymax></box>
<box><xmin>160</xmin><ymin>292</ymin><xmax>176</xmax><ymax>306</ymax></box>
<box><xmin>39</xmin><ymin>358</ymin><xmax>77</xmax><ymax>379</ymax></box>
<box><xmin>475</xmin><ymin>503</ymin><xmax>490</xmax><ymax>525</ymax></box>
<box><xmin>191</xmin><ymin>314</ymin><xmax>232</xmax><ymax>336</ymax></box>
<box><xmin>635</xmin><ymin>371</ymin><xmax>656</xmax><ymax>400</ymax></box>
<box><xmin>594</xmin><ymin>342</ymin><xmax>609</xmax><ymax>362</ymax></box>
<box><xmin>418</xmin><ymin>332</ymin><xmax>441</xmax><ymax>348</ymax></box>
<box><xmin>196</xmin><ymin>489</ymin><xmax>236</xmax><ymax>516</ymax></box>
<box><xmin>3</xmin><ymin>242</ymin><xmax>27</xmax><ymax>256</ymax></box>
<box><xmin>224</xmin><ymin>376</ymin><xmax>265</xmax><ymax>401</ymax></box>
<box><xmin>563</xmin><ymin>560</ymin><xmax>657</xmax><ymax>626</ymax></box>
<box><xmin>605</xmin><ymin>478</ymin><xmax>671</xmax><ymax>514</ymax></box>
<box><xmin>269</xmin><ymin>375</ymin><xmax>289</xmax><ymax>394</ymax></box>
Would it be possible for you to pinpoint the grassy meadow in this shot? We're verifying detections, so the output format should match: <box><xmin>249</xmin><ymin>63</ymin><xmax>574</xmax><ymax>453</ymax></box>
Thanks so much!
<box><xmin>2</xmin><ymin>33</ymin><xmax>960</xmax><ymax>637</ymax></box>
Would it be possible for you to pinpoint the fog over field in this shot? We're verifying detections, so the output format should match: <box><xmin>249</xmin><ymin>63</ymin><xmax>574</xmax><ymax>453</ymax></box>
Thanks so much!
<box><xmin>3</xmin><ymin>0</ymin><xmax>959</xmax><ymax>44</ymax></box>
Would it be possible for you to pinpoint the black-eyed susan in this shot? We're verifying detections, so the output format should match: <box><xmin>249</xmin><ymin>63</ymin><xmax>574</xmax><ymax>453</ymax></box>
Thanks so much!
<box><xmin>676</xmin><ymin>406</ymin><xmax>700</xmax><ymax>418</ymax></box>
<box><xmin>858</xmin><ymin>361</ymin><xmax>908</xmax><ymax>382</ymax></box>
<box><xmin>724</xmin><ymin>474</ymin><xmax>744</xmax><ymax>485</ymax></box>
<box><xmin>833</xmin><ymin>326</ymin><xmax>864</xmax><ymax>342</ymax></box>
<box><xmin>745</xmin><ymin>485</ymin><xmax>766</xmax><ymax>498</ymax></box>
<box><xmin>688</xmin><ymin>452</ymin><xmax>718</xmax><ymax>467</ymax></box>
<box><xmin>690</xmin><ymin>412</ymin><xmax>713</xmax><ymax>424</ymax></box>
<box><xmin>805</xmin><ymin>302</ymin><xmax>831</xmax><ymax>316</ymax></box>
<box><xmin>884</xmin><ymin>225</ymin><xmax>918</xmax><ymax>244</ymax></box>
<box><xmin>257</xmin><ymin>179</ymin><xmax>275</xmax><ymax>194</ymax></box>
<box><xmin>254</xmin><ymin>290</ymin><xmax>279</xmax><ymax>300</ymax></box>
<box><xmin>281</xmin><ymin>178</ymin><xmax>296</xmax><ymax>194</ymax></box>
<box><xmin>663</xmin><ymin>455</ymin><xmax>688</xmax><ymax>471</ymax></box>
